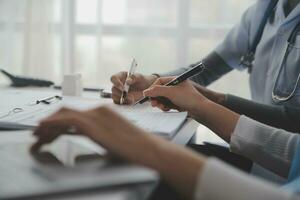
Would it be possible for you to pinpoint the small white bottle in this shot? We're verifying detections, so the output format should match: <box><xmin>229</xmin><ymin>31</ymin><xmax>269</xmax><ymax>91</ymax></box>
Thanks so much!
<box><xmin>62</xmin><ymin>74</ymin><xmax>83</xmax><ymax>97</ymax></box>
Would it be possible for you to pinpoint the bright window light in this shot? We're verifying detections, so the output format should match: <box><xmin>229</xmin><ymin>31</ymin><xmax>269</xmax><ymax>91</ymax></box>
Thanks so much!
<box><xmin>76</xmin><ymin>0</ymin><xmax>98</xmax><ymax>24</ymax></box>
<box><xmin>102</xmin><ymin>0</ymin><xmax>126</xmax><ymax>25</ymax></box>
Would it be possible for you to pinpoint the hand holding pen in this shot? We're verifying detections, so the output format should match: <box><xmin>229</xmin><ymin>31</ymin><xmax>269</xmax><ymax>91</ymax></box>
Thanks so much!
<box><xmin>135</xmin><ymin>62</ymin><xmax>206</xmax><ymax>106</ymax></box>
<box><xmin>120</xmin><ymin>59</ymin><xmax>138</xmax><ymax>104</ymax></box>
<box><xmin>143</xmin><ymin>77</ymin><xmax>206</xmax><ymax>112</ymax></box>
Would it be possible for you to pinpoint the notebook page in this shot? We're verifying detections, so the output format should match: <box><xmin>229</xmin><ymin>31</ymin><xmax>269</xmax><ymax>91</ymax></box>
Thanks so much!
<box><xmin>119</xmin><ymin>111</ymin><xmax>188</xmax><ymax>138</ymax></box>
<box><xmin>0</xmin><ymin>97</ymin><xmax>187</xmax><ymax>138</ymax></box>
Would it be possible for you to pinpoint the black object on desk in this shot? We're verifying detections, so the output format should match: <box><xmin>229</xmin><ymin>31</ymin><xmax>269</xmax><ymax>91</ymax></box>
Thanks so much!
<box><xmin>53</xmin><ymin>85</ymin><xmax>104</xmax><ymax>92</ymax></box>
<box><xmin>0</xmin><ymin>69</ymin><xmax>54</xmax><ymax>87</ymax></box>
<box><xmin>35</xmin><ymin>95</ymin><xmax>63</xmax><ymax>105</ymax></box>
<box><xmin>0</xmin><ymin>122</ymin><xmax>35</xmax><ymax>131</ymax></box>
<box><xmin>100</xmin><ymin>89</ymin><xmax>112</xmax><ymax>98</ymax></box>
<box><xmin>135</xmin><ymin>62</ymin><xmax>206</xmax><ymax>106</ymax></box>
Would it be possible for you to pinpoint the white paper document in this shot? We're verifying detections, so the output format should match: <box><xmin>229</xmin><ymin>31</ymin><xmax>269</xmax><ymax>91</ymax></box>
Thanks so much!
<box><xmin>119</xmin><ymin>110</ymin><xmax>187</xmax><ymax>138</ymax></box>
<box><xmin>0</xmin><ymin>97</ymin><xmax>103</xmax><ymax>126</ymax></box>
<box><xmin>0</xmin><ymin>96</ymin><xmax>187</xmax><ymax>138</ymax></box>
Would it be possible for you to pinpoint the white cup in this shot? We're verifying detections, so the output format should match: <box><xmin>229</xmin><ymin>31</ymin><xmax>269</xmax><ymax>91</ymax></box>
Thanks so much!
<box><xmin>62</xmin><ymin>74</ymin><xmax>83</xmax><ymax>97</ymax></box>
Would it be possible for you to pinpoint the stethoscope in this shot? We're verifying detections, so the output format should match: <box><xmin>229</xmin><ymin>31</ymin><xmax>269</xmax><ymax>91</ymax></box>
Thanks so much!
<box><xmin>272</xmin><ymin>21</ymin><xmax>300</xmax><ymax>102</ymax></box>
<box><xmin>240</xmin><ymin>0</ymin><xmax>300</xmax><ymax>103</ymax></box>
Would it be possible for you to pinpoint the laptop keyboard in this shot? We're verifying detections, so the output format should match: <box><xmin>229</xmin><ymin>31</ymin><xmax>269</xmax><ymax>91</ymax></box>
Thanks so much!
<box><xmin>0</xmin><ymin>143</ymin><xmax>51</xmax><ymax>193</ymax></box>
<box><xmin>0</xmin><ymin>139</ymin><xmax>103</xmax><ymax>196</ymax></box>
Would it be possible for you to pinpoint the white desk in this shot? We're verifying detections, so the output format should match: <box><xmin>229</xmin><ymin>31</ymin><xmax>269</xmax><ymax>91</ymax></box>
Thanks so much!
<box><xmin>0</xmin><ymin>86</ymin><xmax>199</xmax><ymax>200</ymax></box>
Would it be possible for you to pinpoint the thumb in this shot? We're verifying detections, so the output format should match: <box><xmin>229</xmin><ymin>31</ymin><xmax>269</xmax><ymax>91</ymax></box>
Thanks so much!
<box><xmin>151</xmin><ymin>77</ymin><xmax>175</xmax><ymax>86</ymax></box>
<box><xmin>126</xmin><ymin>74</ymin><xmax>141</xmax><ymax>85</ymax></box>
<box><xmin>143</xmin><ymin>85</ymin><xmax>173</xmax><ymax>99</ymax></box>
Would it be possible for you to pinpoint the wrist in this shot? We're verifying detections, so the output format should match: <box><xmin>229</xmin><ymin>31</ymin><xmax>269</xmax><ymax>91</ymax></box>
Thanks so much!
<box><xmin>193</xmin><ymin>99</ymin><xmax>240</xmax><ymax>142</ymax></box>
<box><xmin>215</xmin><ymin>92</ymin><xmax>226</xmax><ymax>105</ymax></box>
<box><xmin>193</xmin><ymin>84</ymin><xmax>225</xmax><ymax>105</ymax></box>
<box><xmin>191</xmin><ymin>99</ymin><xmax>218</xmax><ymax>124</ymax></box>
<box><xmin>186</xmin><ymin>94</ymin><xmax>212</xmax><ymax>118</ymax></box>
<box><xmin>147</xmin><ymin>74</ymin><xmax>159</xmax><ymax>87</ymax></box>
<box><xmin>149</xmin><ymin>74</ymin><xmax>159</xmax><ymax>82</ymax></box>
<box><xmin>205</xmin><ymin>90</ymin><xmax>225</xmax><ymax>105</ymax></box>
<box><xmin>153</xmin><ymin>138</ymin><xmax>207</xmax><ymax>199</ymax></box>
<box><xmin>135</xmin><ymin>133</ymin><xmax>171</xmax><ymax>170</ymax></box>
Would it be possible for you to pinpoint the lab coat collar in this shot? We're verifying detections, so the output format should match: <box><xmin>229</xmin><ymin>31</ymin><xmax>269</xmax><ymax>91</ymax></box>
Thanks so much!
<box><xmin>278</xmin><ymin>0</ymin><xmax>287</xmax><ymax>20</ymax></box>
<box><xmin>281</xmin><ymin>0</ymin><xmax>300</xmax><ymax>26</ymax></box>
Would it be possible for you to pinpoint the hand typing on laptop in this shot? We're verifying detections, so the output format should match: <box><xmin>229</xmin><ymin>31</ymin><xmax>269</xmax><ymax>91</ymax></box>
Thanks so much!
<box><xmin>30</xmin><ymin>78</ymin><xmax>241</xmax><ymax>200</ymax></box>
<box><xmin>30</xmin><ymin>105</ymin><xmax>207</xmax><ymax>200</ymax></box>
<box><xmin>30</xmin><ymin>78</ymin><xmax>300</xmax><ymax>200</ymax></box>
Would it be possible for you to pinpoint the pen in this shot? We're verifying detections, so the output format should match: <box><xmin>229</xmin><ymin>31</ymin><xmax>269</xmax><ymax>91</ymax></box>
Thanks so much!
<box><xmin>120</xmin><ymin>59</ymin><xmax>138</xmax><ymax>104</ymax></box>
<box><xmin>36</xmin><ymin>95</ymin><xmax>63</xmax><ymax>105</ymax></box>
<box><xmin>134</xmin><ymin>62</ymin><xmax>206</xmax><ymax>105</ymax></box>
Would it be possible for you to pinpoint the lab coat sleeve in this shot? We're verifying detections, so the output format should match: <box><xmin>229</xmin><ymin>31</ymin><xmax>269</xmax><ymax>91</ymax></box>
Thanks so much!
<box><xmin>230</xmin><ymin>115</ymin><xmax>300</xmax><ymax>178</ymax></box>
<box><xmin>194</xmin><ymin>158</ymin><xmax>300</xmax><ymax>200</ymax></box>
<box><xmin>159</xmin><ymin>3</ymin><xmax>257</xmax><ymax>85</ymax></box>
<box><xmin>159</xmin><ymin>51</ymin><xmax>233</xmax><ymax>86</ymax></box>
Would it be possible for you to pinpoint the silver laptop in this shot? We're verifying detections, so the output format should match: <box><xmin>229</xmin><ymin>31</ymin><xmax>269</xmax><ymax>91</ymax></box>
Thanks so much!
<box><xmin>0</xmin><ymin>132</ymin><xmax>157</xmax><ymax>200</ymax></box>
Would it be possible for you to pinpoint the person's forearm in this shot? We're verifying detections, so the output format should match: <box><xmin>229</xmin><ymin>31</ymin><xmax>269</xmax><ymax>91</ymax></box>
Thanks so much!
<box><xmin>190</xmin><ymin>88</ymin><xmax>300</xmax><ymax>134</ymax></box>
<box><xmin>132</xmin><ymin>133</ymin><xmax>206</xmax><ymax>199</ymax></box>
<box><xmin>192</xmin><ymin>83</ymin><xmax>226</xmax><ymax>104</ymax></box>
<box><xmin>153</xmin><ymin>139</ymin><xmax>206</xmax><ymax>199</ymax></box>
<box><xmin>159</xmin><ymin>51</ymin><xmax>232</xmax><ymax>86</ymax></box>
<box><xmin>104</xmin><ymin>120</ymin><xmax>206</xmax><ymax>200</ymax></box>
<box><xmin>224</xmin><ymin>94</ymin><xmax>300</xmax><ymax>133</ymax></box>
<box><xmin>190</xmin><ymin>99</ymin><xmax>240</xmax><ymax>143</ymax></box>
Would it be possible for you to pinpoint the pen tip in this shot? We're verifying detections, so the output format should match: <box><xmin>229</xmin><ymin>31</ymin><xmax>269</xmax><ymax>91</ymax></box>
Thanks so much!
<box><xmin>133</xmin><ymin>101</ymin><xmax>139</xmax><ymax>106</ymax></box>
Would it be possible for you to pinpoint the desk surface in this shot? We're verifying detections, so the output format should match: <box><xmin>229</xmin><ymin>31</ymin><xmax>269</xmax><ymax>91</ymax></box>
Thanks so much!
<box><xmin>0</xmin><ymin>86</ymin><xmax>199</xmax><ymax>200</ymax></box>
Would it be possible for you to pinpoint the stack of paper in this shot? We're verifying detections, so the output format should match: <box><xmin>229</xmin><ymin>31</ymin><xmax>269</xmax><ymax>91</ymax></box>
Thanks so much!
<box><xmin>0</xmin><ymin>96</ymin><xmax>187</xmax><ymax>138</ymax></box>
<box><xmin>119</xmin><ymin>110</ymin><xmax>187</xmax><ymax>138</ymax></box>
